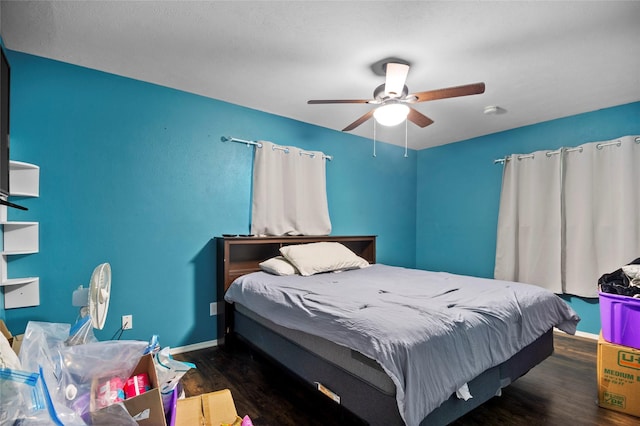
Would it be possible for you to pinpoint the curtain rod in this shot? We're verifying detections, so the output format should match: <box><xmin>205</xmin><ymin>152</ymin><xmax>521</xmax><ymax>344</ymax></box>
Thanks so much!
<box><xmin>493</xmin><ymin>136</ymin><xmax>640</xmax><ymax>164</ymax></box>
<box><xmin>221</xmin><ymin>136</ymin><xmax>333</xmax><ymax>161</ymax></box>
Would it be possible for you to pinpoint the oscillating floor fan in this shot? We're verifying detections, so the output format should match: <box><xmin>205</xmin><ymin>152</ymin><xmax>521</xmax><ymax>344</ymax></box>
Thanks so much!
<box><xmin>68</xmin><ymin>263</ymin><xmax>112</xmax><ymax>344</ymax></box>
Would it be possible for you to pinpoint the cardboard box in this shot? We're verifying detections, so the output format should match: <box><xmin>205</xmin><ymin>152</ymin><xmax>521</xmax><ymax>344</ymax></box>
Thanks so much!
<box><xmin>597</xmin><ymin>334</ymin><xmax>640</xmax><ymax>418</ymax></box>
<box><xmin>175</xmin><ymin>389</ymin><xmax>242</xmax><ymax>426</ymax></box>
<box><xmin>0</xmin><ymin>319</ymin><xmax>10</xmax><ymax>341</ymax></box>
<box><xmin>11</xmin><ymin>334</ymin><xmax>23</xmax><ymax>355</ymax></box>
<box><xmin>0</xmin><ymin>319</ymin><xmax>23</xmax><ymax>355</ymax></box>
<box><xmin>91</xmin><ymin>353</ymin><xmax>167</xmax><ymax>426</ymax></box>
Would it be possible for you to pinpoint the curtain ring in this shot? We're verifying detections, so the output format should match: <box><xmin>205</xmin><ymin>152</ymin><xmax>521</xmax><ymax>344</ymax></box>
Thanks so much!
<box><xmin>545</xmin><ymin>152</ymin><xmax>552</xmax><ymax>157</ymax></box>
<box><xmin>597</xmin><ymin>141</ymin><xmax>621</xmax><ymax>150</ymax></box>
<box><xmin>635</xmin><ymin>137</ymin><xmax>640</xmax><ymax>144</ymax></box>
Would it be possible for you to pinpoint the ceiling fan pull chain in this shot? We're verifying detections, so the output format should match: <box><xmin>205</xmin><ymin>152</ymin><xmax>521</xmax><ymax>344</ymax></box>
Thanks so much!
<box><xmin>404</xmin><ymin>118</ymin><xmax>408</xmax><ymax>158</ymax></box>
<box><xmin>373</xmin><ymin>119</ymin><xmax>377</xmax><ymax>157</ymax></box>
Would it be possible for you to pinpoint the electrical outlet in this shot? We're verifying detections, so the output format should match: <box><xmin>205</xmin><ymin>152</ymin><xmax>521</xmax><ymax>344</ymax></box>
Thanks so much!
<box><xmin>122</xmin><ymin>315</ymin><xmax>133</xmax><ymax>330</ymax></box>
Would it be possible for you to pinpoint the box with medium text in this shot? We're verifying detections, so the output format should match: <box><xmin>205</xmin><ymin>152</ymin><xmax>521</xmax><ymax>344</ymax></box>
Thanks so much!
<box><xmin>597</xmin><ymin>334</ymin><xmax>640</xmax><ymax>418</ymax></box>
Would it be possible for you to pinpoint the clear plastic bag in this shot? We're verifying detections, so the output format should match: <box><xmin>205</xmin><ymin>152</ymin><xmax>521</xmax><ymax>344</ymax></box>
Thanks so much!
<box><xmin>66</xmin><ymin>316</ymin><xmax>98</xmax><ymax>346</ymax></box>
<box><xmin>19</xmin><ymin>321</ymin><xmax>148</xmax><ymax>425</ymax></box>
<box><xmin>0</xmin><ymin>368</ymin><xmax>50</xmax><ymax>424</ymax></box>
<box><xmin>89</xmin><ymin>402</ymin><xmax>138</xmax><ymax>426</ymax></box>
<box><xmin>154</xmin><ymin>347</ymin><xmax>195</xmax><ymax>413</ymax></box>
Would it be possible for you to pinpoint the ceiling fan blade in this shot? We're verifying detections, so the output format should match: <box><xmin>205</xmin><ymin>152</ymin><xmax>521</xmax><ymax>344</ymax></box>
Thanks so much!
<box><xmin>411</xmin><ymin>82</ymin><xmax>485</xmax><ymax>103</ymax></box>
<box><xmin>308</xmin><ymin>99</ymin><xmax>371</xmax><ymax>104</ymax></box>
<box><xmin>342</xmin><ymin>110</ymin><xmax>374</xmax><ymax>131</ymax></box>
<box><xmin>407</xmin><ymin>108</ymin><xmax>434</xmax><ymax>128</ymax></box>
<box><xmin>384</xmin><ymin>63</ymin><xmax>410</xmax><ymax>97</ymax></box>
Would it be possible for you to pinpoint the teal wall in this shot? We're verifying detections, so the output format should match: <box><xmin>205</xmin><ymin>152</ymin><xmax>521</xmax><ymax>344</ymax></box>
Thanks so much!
<box><xmin>4</xmin><ymin>46</ymin><xmax>638</xmax><ymax>344</ymax></box>
<box><xmin>2</xmin><ymin>50</ymin><xmax>417</xmax><ymax>346</ymax></box>
<box><xmin>416</xmin><ymin>101</ymin><xmax>640</xmax><ymax>335</ymax></box>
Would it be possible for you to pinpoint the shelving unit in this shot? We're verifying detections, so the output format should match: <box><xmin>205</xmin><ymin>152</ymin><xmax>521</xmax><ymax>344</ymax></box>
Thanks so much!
<box><xmin>1</xmin><ymin>160</ymin><xmax>40</xmax><ymax>309</ymax></box>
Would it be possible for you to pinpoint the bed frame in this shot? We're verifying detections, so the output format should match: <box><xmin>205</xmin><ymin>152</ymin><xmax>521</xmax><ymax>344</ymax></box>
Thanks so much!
<box><xmin>216</xmin><ymin>235</ymin><xmax>554</xmax><ymax>425</ymax></box>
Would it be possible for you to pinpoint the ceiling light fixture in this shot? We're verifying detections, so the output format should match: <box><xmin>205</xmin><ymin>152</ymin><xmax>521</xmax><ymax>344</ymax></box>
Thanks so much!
<box><xmin>373</xmin><ymin>102</ymin><xmax>410</xmax><ymax>127</ymax></box>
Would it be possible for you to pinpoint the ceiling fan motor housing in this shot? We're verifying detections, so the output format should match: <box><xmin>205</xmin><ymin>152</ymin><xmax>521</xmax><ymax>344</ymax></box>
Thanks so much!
<box><xmin>373</xmin><ymin>83</ymin><xmax>409</xmax><ymax>101</ymax></box>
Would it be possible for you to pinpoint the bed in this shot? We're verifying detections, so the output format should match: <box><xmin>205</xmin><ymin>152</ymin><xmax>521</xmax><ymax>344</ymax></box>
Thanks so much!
<box><xmin>216</xmin><ymin>235</ymin><xmax>580</xmax><ymax>426</ymax></box>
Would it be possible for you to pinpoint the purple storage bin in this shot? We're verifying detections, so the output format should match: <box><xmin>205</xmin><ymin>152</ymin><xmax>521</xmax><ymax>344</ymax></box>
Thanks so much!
<box><xmin>599</xmin><ymin>291</ymin><xmax>640</xmax><ymax>350</ymax></box>
<box><xmin>165</xmin><ymin>384</ymin><xmax>180</xmax><ymax>426</ymax></box>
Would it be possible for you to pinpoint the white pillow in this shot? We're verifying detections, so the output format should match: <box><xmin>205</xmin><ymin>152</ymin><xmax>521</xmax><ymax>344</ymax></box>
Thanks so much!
<box><xmin>259</xmin><ymin>256</ymin><xmax>299</xmax><ymax>276</ymax></box>
<box><xmin>279</xmin><ymin>242</ymin><xmax>370</xmax><ymax>276</ymax></box>
<box><xmin>622</xmin><ymin>264</ymin><xmax>640</xmax><ymax>287</ymax></box>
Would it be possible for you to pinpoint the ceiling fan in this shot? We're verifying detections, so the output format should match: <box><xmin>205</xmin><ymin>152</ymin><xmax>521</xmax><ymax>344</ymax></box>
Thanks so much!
<box><xmin>307</xmin><ymin>60</ymin><xmax>485</xmax><ymax>132</ymax></box>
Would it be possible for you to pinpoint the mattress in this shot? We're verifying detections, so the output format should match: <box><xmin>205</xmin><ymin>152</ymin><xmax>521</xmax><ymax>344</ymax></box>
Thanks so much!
<box><xmin>236</xmin><ymin>303</ymin><xmax>396</xmax><ymax>395</ymax></box>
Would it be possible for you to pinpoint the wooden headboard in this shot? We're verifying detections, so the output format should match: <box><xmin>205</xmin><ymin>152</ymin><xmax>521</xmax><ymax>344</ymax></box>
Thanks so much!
<box><xmin>215</xmin><ymin>235</ymin><xmax>376</xmax><ymax>295</ymax></box>
<box><xmin>214</xmin><ymin>235</ymin><xmax>376</xmax><ymax>339</ymax></box>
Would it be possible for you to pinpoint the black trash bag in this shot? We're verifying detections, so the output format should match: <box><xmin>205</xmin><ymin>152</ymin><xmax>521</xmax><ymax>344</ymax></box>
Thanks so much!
<box><xmin>598</xmin><ymin>257</ymin><xmax>640</xmax><ymax>297</ymax></box>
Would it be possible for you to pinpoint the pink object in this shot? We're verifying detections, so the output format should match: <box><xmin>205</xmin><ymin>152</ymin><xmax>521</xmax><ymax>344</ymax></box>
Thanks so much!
<box><xmin>124</xmin><ymin>373</ymin><xmax>151</xmax><ymax>399</ymax></box>
<box><xmin>241</xmin><ymin>415</ymin><xmax>254</xmax><ymax>426</ymax></box>
<box><xmin>96</xmin><ymin>377</ymin><xmax>125</xmax><ymax>409</ymax></box>
<box><xmin>599</xmin><ymin>291</ymin><xmax>640</xmax><ymax>350</ymax></box>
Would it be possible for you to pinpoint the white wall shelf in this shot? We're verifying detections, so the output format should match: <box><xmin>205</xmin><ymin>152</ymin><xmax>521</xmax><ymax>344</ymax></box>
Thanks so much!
<box><xmin>9</xmin><ymin>161</ymin><xmax>39</xmax><ymax>197</ymax></box>
<box><xmin>2</xmin><ymin>221</ymin><xmax>39</xmax><ymax>254</ymax></box>
<box><xmin>3</xmin><ymin>279</ymin><xmax>40</xmax><ymax>309</ymax></box>
<box><xmin>1</xmin><ymin>160</ymin><xmax>39</xmax><ymax>309</ymax></box>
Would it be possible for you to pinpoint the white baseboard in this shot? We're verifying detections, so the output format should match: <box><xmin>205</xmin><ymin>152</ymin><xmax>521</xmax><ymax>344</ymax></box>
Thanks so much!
<box><xmin>554</xmin><ymin>327</ymin><xmax>598</xmax><ymax>340</ymax></box>
<box><xmin>169</xmin><ymin>339</ymin><xmax>221</xmax><ymax>355</ymax></box>
<box><xmin>573</xmin><ymin>330</ymin><xmax>599</xmax><ymax>340</ymax></box>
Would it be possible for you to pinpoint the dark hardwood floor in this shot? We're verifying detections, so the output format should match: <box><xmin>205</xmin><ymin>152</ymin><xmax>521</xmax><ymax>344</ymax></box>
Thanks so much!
<box><xmin>174</xmin><ymin>333</ymin><xmax>639</xmax><ymax>425</ymax></box>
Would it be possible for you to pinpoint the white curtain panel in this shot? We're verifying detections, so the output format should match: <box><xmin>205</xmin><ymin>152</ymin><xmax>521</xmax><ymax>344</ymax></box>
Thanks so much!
<box><xmin>494</xmin><ymin>149</ymin><xmax>563</xmax><ymax>292</ymax></box>
<box><xmin>251</xmin><ymin>141</ymin><xmax>331</xmax><ymax>236</ymax></box>
<box><xmin>495</xmin><ymin>135</ymin><xmax>640</xmax><ymax>297</ymax></box>
<box><xmin>563</xmin><ymin>136</ymin><xmax>640</xmax><ymax>297</ymax></box>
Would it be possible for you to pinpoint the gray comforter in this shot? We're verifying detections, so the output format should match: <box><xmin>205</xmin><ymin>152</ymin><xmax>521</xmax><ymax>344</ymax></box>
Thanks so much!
<box><xmin>224</xmin><ymin>264</ymin><xmax>580</xmax><ymax>425</ymax></box>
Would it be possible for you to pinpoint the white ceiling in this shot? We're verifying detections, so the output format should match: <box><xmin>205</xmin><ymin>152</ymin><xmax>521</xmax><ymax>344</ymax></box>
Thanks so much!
<box><xmin>1</xmin><ymin>1</ymin><xmax>639</xmax><ymax>150</ymax></box>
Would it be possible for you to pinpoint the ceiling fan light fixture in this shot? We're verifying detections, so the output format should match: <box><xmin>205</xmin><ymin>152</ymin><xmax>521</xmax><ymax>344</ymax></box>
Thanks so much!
<box><xmin>374</xmin><ymin>103</ymin><xmax>410</xmax><ymax>127</ymax></box>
